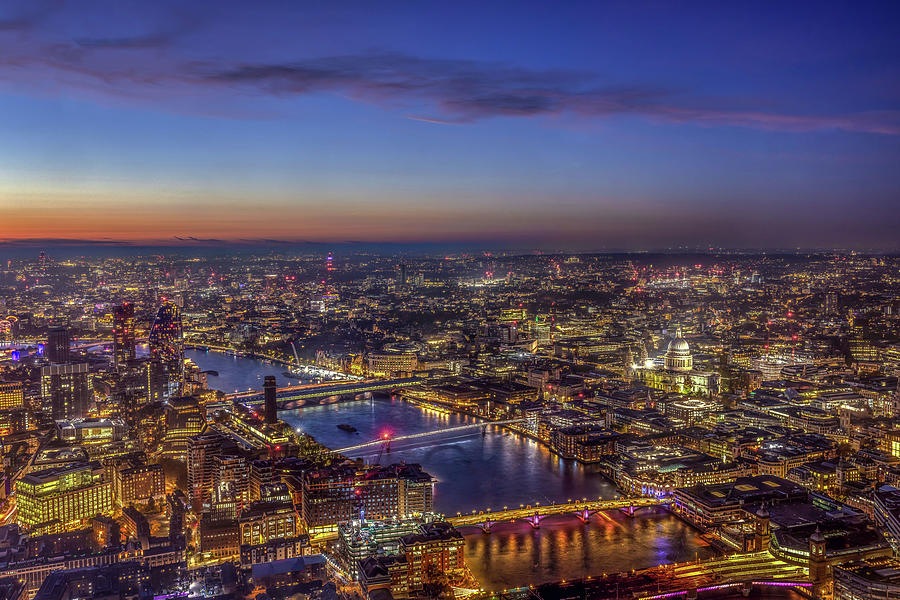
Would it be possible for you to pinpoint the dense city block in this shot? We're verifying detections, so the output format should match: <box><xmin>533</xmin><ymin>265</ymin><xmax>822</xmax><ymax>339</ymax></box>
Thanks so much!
<box><xmin>0</xmin><ymin>251</ymin><xmax>898</xmax><ymax>600</ymax></box>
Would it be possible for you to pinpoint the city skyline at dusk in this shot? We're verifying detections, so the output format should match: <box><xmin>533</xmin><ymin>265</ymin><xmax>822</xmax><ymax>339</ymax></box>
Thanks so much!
<box><xmin>2</xmin><ymin>1</ymin><xmax>899</xmax><ymax>251</ymax></box>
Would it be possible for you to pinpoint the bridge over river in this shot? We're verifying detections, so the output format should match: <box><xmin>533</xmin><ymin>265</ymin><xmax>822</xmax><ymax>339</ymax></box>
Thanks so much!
<box><xmin>449</xmin><ymin>497</ymin><xmax>668</xmax><ymax>532</ymax></box>
<box><xmin>226</xmin><ymin>377</ymin><xmax>422</xmax><ymax>408</ymax></box>
<box><xmin>528</xmin><ymin>551</ymin><xmax>812</xmax><ymax>600</ymax></box>
<box><xmin>332</xmin><ymin>418</ymin><xmax>528</xmax><ymax>454</ymax></box>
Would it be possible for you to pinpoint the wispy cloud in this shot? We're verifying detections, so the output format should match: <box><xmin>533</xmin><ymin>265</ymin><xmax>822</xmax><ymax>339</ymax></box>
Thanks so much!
<box><xmin>171</xmin><ymin>236</ymin><xmax>223</xmax><ymax>243</ymax></box>
<box><xmin>1</xmin><ymin>13</ymin><xmax>897</xmax><ymax>135</ymax></box>
<box><xmin>0</xmin><ymin>1</ymin><xmax>58</xmax><ymax>33</ymax></box>
<box><xmin>204</xmin><ymin>54</ymin><xmax>900</xmax><ymax>134</ymax></box>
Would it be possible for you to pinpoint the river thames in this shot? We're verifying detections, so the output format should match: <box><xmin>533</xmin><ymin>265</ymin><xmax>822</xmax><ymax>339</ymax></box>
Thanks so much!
<box><xmin>186</xmin><ymin>350</ymin><xmax>716</xmax><ymax>590</ymax></box>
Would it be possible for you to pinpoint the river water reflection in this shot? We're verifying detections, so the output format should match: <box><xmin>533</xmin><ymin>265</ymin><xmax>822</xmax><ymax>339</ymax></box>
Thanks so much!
<box><xmin>187</xmin><ymin>353</ymin><xmax>717</xmax><ymax>589</ymax></box>
<box><xmin>280</xmin><ymin>397</ymin><xmax>716</xmax><ymax>589</ymax></box>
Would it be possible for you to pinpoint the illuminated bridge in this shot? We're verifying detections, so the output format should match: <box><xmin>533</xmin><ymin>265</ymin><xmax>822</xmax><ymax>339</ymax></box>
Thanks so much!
<box><xmin>448</xmin><ymin>497</ymin><xmax>668</xmax><ymax>532</ymax></box>
<box><xmin>530</xmin><ymin>552</ymin><xmax>811</xmax><ymax>600</ymax></box>
<box><xmin>333</xmin><ymin>418</ymin><xmax>528</xmax><ymax>454</ymax></box>
<box><xmin>71</xmin><ymin>336</ymin><xmax>148</xmax><ymax>350</ymax></box>
<box><xmin>226</xmin><ymin>377</ymin><xmax>422</xmax><ymax>408</ymax></box>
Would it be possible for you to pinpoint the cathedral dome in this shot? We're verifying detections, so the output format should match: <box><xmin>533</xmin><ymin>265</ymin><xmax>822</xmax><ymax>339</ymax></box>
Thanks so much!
<box><xmin>664</xmin><ymin>328</ymin><xmax>693</xmax><ymax>371</ymax></box>
<box><xmin>668</xmin><ymin>337</ymin><xmax>690</xmax><ymax>353</ymax></box>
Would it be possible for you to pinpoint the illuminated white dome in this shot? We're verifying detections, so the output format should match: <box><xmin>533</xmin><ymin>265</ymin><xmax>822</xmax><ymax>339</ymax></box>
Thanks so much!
<box><xmin>665</xmin><ymin>328</ymin><xmax>693</xmax><ymax>371</ymax></box>
<box><xmin>668</xmin><ymin>338</ymin><xmax>690</xmax><ymax>353</ymax></box>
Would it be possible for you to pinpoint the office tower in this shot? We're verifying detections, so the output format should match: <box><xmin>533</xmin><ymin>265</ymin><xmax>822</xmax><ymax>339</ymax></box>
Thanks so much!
<box><xmin>187</xmin><ymin>430</ymin><xmax>229</xmax><ymax>511</ymax></box>
<box><xmin>41</xmin><ymin>363</ymin><xmax>91</xmax><ymax>420</ymax></box>
<box><xmin>326</xmin><ymin>251</ymin><xmax>334</xmax><ymax>272</ymax></box>
<box><xmin>397</xmin><ymin>263</ymin><xmax>407</xmax><ymax>286</ymax></box>
<box><xmin>0</xmin><ymin>381</ymin><xmax>24</xmax><ymax>410</ymax></box>
<box><xmin>149</xmin><ymin>301</ymin><xmax>184</xmax><ymax>391</ymax></box>
<box><xmin>46</xmin><ymin>327</ymin><xmax>69</xmax><ymax>364</ymax></box>
<box><xmin>112</xmin><ymin>302</ymin><xmax>136</xmax><ymax>368</ymax></box>
<box><xmin>145</xmin><ymin>359</ymin><xmax>169</xmax><ymax>403</ymax></box>
<box><xmin>16</xmin><ymin>463</ymin><xmax>113</xmax><ymax>534</ymax></box>
<box><xmin>162</xmin><ymin>397</ymin><xmax>205</xmax><ymax>460</ymax></box>
<box><xmin>264</xmin><ymin>375</ymin><xmax>277</xmax><ymax>424</ymax></box>
<box><xmin>249</xmin><ymin>460</ymin><xmax>275</xmax><ymax>501</ymax></box>
<box><xmin>215</xmin><ymin>455</ymin><xmax>250</xmax><ymax>509</ymax></box>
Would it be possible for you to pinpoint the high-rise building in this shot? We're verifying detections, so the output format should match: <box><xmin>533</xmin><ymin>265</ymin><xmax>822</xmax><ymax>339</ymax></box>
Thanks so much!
<box><xmin>149</xmin><ymin>301</ymin><xmax>183</xmax><ymax>393</ymax></box>
<box><xmin>187</xmin><ymin>429</ymin><xmax>235</xmax><ymax>510</ymax></box>
<box><xmin>46</xmin><ymin>327</ymin><xmax>69</xmax><ymax>364</ymax></box>
<box><xmin>41</xmin><ymin>363</ymin><xmax>91</xmax><ymax>420</ymax></box>
<box><xmin>264</xmin><ymin>375</ymin><xmax>277</xmax><ymax>424</ymax></box>
<box><xmin>162</xmin><ymin>396</ymin><xmax>205</xmax><ymax>460</ymax></box>
<box><xmin>112</xmin><ymin>302</ymin><xmax>136</xmax><ymax>368</ymax></box>
<box><xmin>146</xmin><ymin>359</ymin><xmax>170</xmax><ymax>403</ymax></box>
<box><xmin>249</xmin><ymin>460</ymin><xmax>275</xmax><ymax>501</ymax></box>
<box><xmin>215</xmin><ymin>454</ymin><xmax>250</xmax><ymax>510</ymax></box>
<box><xmin>0</xmin><ymin>381</ymin><xmax>24</xmax><ymax>411</ymax></box>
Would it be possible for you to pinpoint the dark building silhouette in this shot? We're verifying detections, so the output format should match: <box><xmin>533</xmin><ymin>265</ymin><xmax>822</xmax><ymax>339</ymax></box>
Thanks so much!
<box><xmin>264</xmin><ymin>376</ymin><xmax>278</xmax><ymax>424</ymax></box>
<box><xmin>41</xmin><ymin>363</ymin><xmax>91</xmax><ymax>419</ymax></box>
<box><xmin>46</xmin><ymin>327</ymin><xmax>69</xmax><ymax>364</ymax></box>
<box><xmin>113</xmin><ymin>302</ymin><xmax>136</xmax><ymax>368</ymax></box>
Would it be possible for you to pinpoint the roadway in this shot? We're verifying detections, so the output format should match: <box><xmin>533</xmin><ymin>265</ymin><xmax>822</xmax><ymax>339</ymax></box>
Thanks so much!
<box><xmin>448</xmin><ymin>497</ymin><xmax>667</xmax><ymax>527</ymax></box>
<box><xmin>227</xmin><ymin>377</ymin><xmax>423</xmax><ymax>406</ymax></box>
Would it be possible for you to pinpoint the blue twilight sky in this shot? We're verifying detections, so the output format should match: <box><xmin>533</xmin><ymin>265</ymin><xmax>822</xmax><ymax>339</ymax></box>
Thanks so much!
<box><xmin>1</xmin><ymin>0</ymin><xmax>899</xmax><ymax>250</ymax></box>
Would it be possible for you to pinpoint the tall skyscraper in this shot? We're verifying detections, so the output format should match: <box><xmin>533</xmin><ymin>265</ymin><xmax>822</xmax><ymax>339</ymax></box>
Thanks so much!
<box><xmin>264</xmin><ymin>376</ymin><xmax>277</xmax><ymax>424</ymax></box>
<box><xmin>41</xmin><ymin>363</ymin><xmax>91</xmax><ymax>419</ymax></box>
<box><xmin>113</xmin><ymin>302</ymin><xmax>136</xmax><ymax>369</ymax></box>
<box><xmin>149</xmin><ymin>301</ymin><xmax>184</xmax><ymax>392</ymax></box>
<box><xmin>46</xmin><ymin>327</ymin><xmax>69</xmax><ymax>364</ymax></box>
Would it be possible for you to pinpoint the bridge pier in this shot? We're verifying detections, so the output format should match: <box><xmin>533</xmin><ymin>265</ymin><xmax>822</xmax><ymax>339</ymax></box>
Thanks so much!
<box><xmin>620</xmin><ymin>504</ymin><xmax>636</xmax><ymax>518</ymax></box>
<box><xmin>687</xmin><ymin>589</ymin><xmax>698</xmax><ymax>600</ymax></box>
<box><xmin>525</xmin><ymin>514</ymin><xmax>546</xmax><ymax>528</ymax></box>
<box><xmin>741</xmin><ymin>581</ymin><xmax>752</xmax><ymax>597</ymax></box>
<box><xmin>575</xmin><ymin>508</ymin><xmax>594</xmax><ymax>523</ymax></box>
<box><xmin>479</xmin><ymin>521</ymin><xmax>496</xmax><ymax>533</ymax></box>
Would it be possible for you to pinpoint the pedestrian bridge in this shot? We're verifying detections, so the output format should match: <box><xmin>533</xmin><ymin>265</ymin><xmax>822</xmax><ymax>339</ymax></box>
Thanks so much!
<box><xmin>448</xmin><ymin>497</ymin><xmax>668</xmax><ymax>531</ymax></box>
<box><xmin>333</xmin><ymin>418</ymin><xmax>527</xmax><ymax>454</ymax></box>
